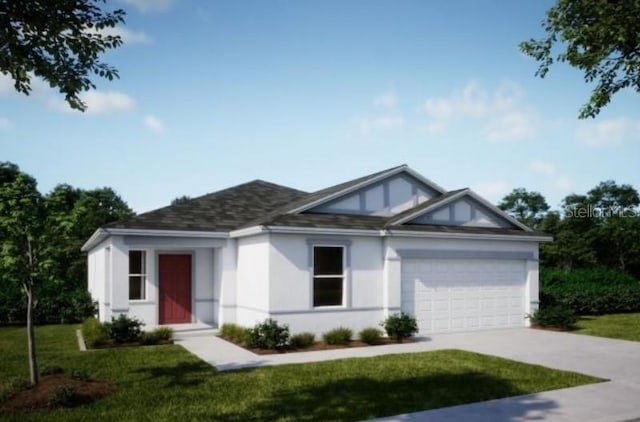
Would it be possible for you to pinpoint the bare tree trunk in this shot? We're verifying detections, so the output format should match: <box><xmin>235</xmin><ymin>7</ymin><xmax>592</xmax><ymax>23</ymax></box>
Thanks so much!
<box><xmin>26</xmin><ymin>281</ymin><xmax>38</xmax><ymax>386</ymax></box>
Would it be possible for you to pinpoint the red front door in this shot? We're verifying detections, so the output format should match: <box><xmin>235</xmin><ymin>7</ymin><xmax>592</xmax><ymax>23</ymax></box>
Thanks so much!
<box><xmin>159</xmin><ymin>254</ymin><xmax>192</xmax><ymax>324</ymax></box>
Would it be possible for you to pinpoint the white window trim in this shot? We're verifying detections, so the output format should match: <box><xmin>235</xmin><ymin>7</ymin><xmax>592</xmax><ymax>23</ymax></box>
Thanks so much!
<box><xmin>307</xmin><ymin>240</ymin><xmax>352</xmax><ymax>309</ymax></box>
<box><xmin>128</xmin><ymin>250</ymin><xmax>147</xmax><ymax>302</ymax></box>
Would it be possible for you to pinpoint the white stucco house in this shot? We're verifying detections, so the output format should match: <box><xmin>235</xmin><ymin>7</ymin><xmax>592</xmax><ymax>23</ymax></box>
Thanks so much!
<box><xmin>82</xmin><ymin>165</ymin><xmax>551</xmax><ymax>335</ymax></box>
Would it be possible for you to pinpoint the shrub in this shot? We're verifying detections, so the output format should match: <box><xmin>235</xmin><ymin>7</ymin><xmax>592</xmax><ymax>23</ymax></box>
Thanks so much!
<box><xmin>141</xmin><ymin>327</ymin><xmax>174</xmax><ymax>345</ymax></box>
<box><xmin>40</xmin><ymin>364</ymin><xmax>64</xmax><ymax>376</ymax></box>
<box><xmin>529</xmin><ymin>305</ymin><xmax>578</xmax><ymax>330</ymax></box>
<box><xmin>48</xmin><ymin>384</ymin><xmax>76</xmax><ymax>407</ymax></box>
<box><xmin>81</xmin><ymin>317</ymin><xmax>109</xmax><ymax>348</ymax></box>
<box><xmin>103</xmin><ymin>314</ymin><xmax>144</xmax><ymax>343</ymax></box>
<box><xmin>0</xmin><ymin>378</ymin><xmax>24</xmax><ymax>403</ymax></box>
<box><xmin>247</xmin><ymin>319</ymin><xmax>290</xmax><ymax>350</ymax></box>
<box><xmin>70</xmin><ymin>369</ymin><xmax>90</xmax><ymax>382</ymax></box>
<box><xmin>290</xmin><ymin>332</ymin><xmax>315</xmax><ymax>349</ymax></box>
<box><xmin>541</xmin><ymin>267</ymin><xmax>640</xmax><ymax>314</ymax></box>
<box><xmin>322</xmin><ymin>327</ymin><xmax>353</xmax><ymax>345</ymax></box>
<box><xmin>359</xmin><ymin>327</ymin><xmax>383</xmax><ymax>345</ymax></box>
<box><xmin>220</xmin><ymin>323</ymin><xmax>250</xmax><ymax>344</ymax></box>
<box><xmin>382</xmin><ymin>312</ymin><xmax>418</xmax><ymax>342</ymax></box>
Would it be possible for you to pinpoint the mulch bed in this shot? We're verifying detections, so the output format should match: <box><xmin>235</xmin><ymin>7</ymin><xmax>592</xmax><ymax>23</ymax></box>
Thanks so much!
<box><xmin>0</xmin><ymin>374</ymin><xmax>117</xmax><ymax>411</ymax></box>
<box><xmin>225</xmin><ymin>337</ymin><xmax>413</xmax><ymax>355</ymax></box>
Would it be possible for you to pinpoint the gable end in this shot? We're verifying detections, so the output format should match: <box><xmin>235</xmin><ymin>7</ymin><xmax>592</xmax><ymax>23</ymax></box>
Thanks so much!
<box><xmin>307</xmin><ymin>171</ymin><xmax>442</xmax><ymax>217</ymax></box>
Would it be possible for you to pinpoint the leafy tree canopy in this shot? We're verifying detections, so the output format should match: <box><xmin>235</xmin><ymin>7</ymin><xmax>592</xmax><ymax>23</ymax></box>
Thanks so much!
<box><xmin>0</xmin><ymin>0</ymin><xmax>125</xmax><ymax>111</ymax></box>
<box><xmin>498</xmin><ymin>187</ymin><xmax>550</xmax><ymax>228</ymax></box>
<box><xmin>520</xmin><ymin>0</ymin><xmax>640</xmax><ymax>118</ymax></box>
<box><xmin>171</xmin><ymin>195</ymin><xmax>192</xmax><ymax>205</ymax></box>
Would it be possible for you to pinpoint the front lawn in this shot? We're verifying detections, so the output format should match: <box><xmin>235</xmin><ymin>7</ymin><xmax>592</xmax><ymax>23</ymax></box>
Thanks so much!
<box><xmin>575</xmin><ymin>313</ymin><xmax>640</xmax><ymax>342</ymax></box>
<box><xmin>0</xmin><ymin>325</ymin><xmax>602</xmax><ymax>421</ymax></box>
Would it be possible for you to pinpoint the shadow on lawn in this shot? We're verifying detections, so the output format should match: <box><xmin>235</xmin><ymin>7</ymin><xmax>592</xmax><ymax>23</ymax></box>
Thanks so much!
<box><xmin>217</xmin><ymin>372</ymin><xmax>559</xmax><ymax>422</ymax></box>
<box><xmin>133</xmin><ymin>360</ymin><xmax>214</xmax><ymax>388</ymax></box>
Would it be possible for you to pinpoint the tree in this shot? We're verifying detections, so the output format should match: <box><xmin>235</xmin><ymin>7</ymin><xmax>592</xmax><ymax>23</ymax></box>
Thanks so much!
<box><xmin>0</xmin><ymin>169</ymin><xmax>44</xmax><ymax>386</ymax></box>
<box><xmin>171</xmin><ymin>195</ymin><xmax>192</xmax><ymax>205</ymax></box>
<box><xmin>0</xmin><ymin>0</ymin><xmax>126</xmax><ymax>111</ymax></box>
<box><xmin>520</xmin><ymin>0</ymin><xmax>640</xmax><ymax>118</ymax></box>
<box><xmin>498</xmin><ymin>188</ymin><xmax>550</xmax><ymax>228</ymax></box>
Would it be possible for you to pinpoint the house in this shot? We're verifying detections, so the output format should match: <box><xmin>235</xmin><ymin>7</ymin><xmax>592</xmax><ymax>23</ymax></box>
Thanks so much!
<box><xmin>82</xmin><ymin>165</ymin><xmax>551</xmax><ymax>335</ymax></box>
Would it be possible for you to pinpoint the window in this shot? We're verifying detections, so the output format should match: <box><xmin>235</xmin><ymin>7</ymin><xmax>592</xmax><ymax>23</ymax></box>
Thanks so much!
<box><xmin>313</xmin><ymin>246</ymin><xmax>344</xmax><ymax>307</ymax></box>
<box><xmin>129</xmin><ymin>250</ymin><xmax>146</xmax><ymax>300</ymax></box>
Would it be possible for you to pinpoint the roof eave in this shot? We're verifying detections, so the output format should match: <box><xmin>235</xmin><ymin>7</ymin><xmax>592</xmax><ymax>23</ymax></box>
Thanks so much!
<box><xmin>81</xmin><ymin>227</ymin><xmax>230</xmax><ymax>252</ymax></box>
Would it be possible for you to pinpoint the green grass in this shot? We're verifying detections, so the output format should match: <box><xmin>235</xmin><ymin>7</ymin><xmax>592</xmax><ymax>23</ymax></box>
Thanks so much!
<box><xmin>575</xmin><ymin>313</ymin><xmax>640</xmax><ymax>342</ymax></box>
<box><xmin>0</xmin><ymin>325</ymin><xmax>602</xmax><ymax>421</ymax></box>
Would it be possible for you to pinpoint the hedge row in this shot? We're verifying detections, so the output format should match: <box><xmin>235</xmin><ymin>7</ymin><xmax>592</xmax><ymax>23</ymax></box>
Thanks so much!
<box><xmin>0</xmin><ymin>288</ymin><xmax>95</xmax><ymax>325</ymax></box>
<box><xmin>540</xmin><ymin>267</ymin><xmax>640</xmax><ymax>315</ymax></box>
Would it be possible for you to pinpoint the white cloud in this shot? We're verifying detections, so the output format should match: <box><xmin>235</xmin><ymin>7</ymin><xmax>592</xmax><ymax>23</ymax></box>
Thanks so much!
<box><xmin>422</xmin><ymin>81</ymin><xmax>534</xmax><ymax>142</ymax></box>
<box><xmin>119</xmin><ymin>0</ymin><xmax>173</xmax><ymax>13</ymax></box>
<box><xmin>144</xmin><ymin>115</ymin><xmax>165</xmax><ymax>133</ymax></box>
<box><xmin>485</xmin><ymin>111</ymin><xmax>534</xmax><ymax>142</ymax></box>
<box><xmin>471</xmin><ymin>181</ymin><xmax>510</xmax><ymax>202</ymax></box>
<box><xmin>529</xmin><ymin>159</ymin><xmax>574</xmax><ymax>193</ymax></box>
<box><xmin>0</xmin><ymin>117</ymin><xmax>11</xmax><ymax>129</ymax></box>
<box><xmin>529</xmin><ymin>160</ymin><xmax>556</xmax><ymax>177</ymax></box>
<box><xmin>373</xmin><ymin>91</ymin><xmax>397</xmax><ymax>108</ymax></box>
<box><xmin>88</xmin><ymin>26</ymin><xmax>152</xmax><ymax>45</ymax></box>
<box><xmin>577</xmin><ymin>117</ymin><xmax>637</xmax><ymax>147</ymax></box>
<box><xmin>50</xmin><ymin>90</ymin><xmax>136</xmax><ymax>114</ymax></box>
<box><xmin>360</xmin><ymin>115</ymin><xmax>404</xmax><ymax>136</ymax></box>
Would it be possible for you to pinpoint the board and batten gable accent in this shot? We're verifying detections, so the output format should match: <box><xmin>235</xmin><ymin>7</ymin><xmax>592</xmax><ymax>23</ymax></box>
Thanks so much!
<box><xmin>308</xmin><ymin>173</ymin><xmax>440</xmax><ymax>217</ymax></box>
<box><xmin>408</xmin><ymin>197</ymin><xmax>519</xmax><ymax>229</ymax></box>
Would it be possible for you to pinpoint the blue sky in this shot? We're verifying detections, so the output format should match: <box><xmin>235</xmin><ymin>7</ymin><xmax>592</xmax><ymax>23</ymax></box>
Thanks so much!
<box><xmin>2</xmin><ymin>0</ymin><xmax>639</xmax><ymax>213</ymax></box>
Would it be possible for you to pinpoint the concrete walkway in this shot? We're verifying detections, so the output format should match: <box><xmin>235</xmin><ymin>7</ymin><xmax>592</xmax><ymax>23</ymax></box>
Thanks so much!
<box><xmin>175</xmin><ymin>328</ymin><xmax>640</xmax><ymax>421</ymax></box>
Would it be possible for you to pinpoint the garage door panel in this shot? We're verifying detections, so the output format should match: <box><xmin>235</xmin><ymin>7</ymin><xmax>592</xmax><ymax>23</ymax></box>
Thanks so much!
<box><xmin>401</xmin><ymin>258</ymin><xmax>526</xmax><ymax>334</ymax></box>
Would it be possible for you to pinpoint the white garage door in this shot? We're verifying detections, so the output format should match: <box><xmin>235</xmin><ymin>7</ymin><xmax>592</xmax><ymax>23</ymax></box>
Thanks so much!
<box><xmin>401</xmin><ymin>259</ymin><xmax>526</xmax><ymax>334</ymax></box>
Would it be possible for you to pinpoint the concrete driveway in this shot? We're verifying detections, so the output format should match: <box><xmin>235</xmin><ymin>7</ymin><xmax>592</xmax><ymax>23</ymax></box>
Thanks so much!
<box><xmin>372</xmin><ymin>329</ymin><xmax>640</xmax><ymax>422</ymax></box>
<box><xmin>176</xmin><ymin>328</ymin><xmax>640</xmax><ymax>421</ymax></box>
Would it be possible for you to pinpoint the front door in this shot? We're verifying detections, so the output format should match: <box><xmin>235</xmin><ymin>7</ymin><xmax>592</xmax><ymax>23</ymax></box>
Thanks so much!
<box><xmin>159</xmin><ymin>254</ymin><xmax>192</xmax><ymax>324</ymax></box>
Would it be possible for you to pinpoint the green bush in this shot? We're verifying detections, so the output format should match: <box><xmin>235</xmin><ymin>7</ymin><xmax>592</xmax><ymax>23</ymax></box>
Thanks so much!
<box><xmin>81</xmin><ymin>317</ymin><xmax>109</xmax><ymax>348</ymax></box>
<box><xmin>381</xmin><ymin>312</ymin><xmax>418</xmax><ymax>342</ymax></box>
<box><xmin>40</xmin><ymin>364</ymin><xmax>65</xmax><ymax>376</ymax></box>
<box><xmin>290</xmin><ymin>332</ymin><xmax>315</xmax><ymax>349</ymax></box>
<box><xmin>70</xmin><ymin>369</ymin><xmax>90</xmax><ymax>382</ymax></box>
<box><xmin>0</xmin><ymin>378</ymin><xmax>24</xmax><ymax>403</ymax></box>
<box><xmin>541</xmin><ymin>267</ymin><xmax>640</xmax><ymax>314</ymax></box>
<box><xmin>48</xmin><ymin>384</ymin><xmax>76</xmax><ymax>407</ymax></box>
<box><xmin>0</xmin><ymin>287</ymin><xmax>96</xmax><ymax>325</ymax></box>
<box><xmin>359</xmin><ymin>327</ymin><xmax>383</xmax><ymax>345</ymax></box>
<box><xmin>529</xmin><ymin>305</ymin><xmax>578</xmax><ymax>330</ymax></box>
<box><xmin>141</xmin><ymin>327</ymin><xmax>174</xmax><ymax>345</ymax></box>
<box><xmin>140</xmin><ymin>327</ymin><xmax>173</xmax><ymax>346</ymax></box>
<box><xmin>103</xmin><ymin>314</ymin><xmax>144</xmax><ymax>343</ymax></box>
<box><xmin>220</xmin><ymin>323</ymin><xmax>250</xmax><ymax>344</ymax></box>
<box><xmin>322</xmin><ymin>327</ymin><xmax>353</xmax><ymax>345</ymax></box>
<box><xmin>247</xmin><ymin>319</ymin><xmax>290</xmax><ymax>350</ymax></box>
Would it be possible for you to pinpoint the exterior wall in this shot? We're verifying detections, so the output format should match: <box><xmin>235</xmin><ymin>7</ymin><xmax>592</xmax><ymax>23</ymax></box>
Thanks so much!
<box><xmin>87</xmin><ymin>239</ymin><xmax>111</xmax><ymax>321</ymax></box>
<box><xmin>267</xmin><ymin>233</ymin><xmax>385</xmax><ymax>335</ymax></box>
<box><xmin>235</xmin><ymin>234</ymin><xmax>270</xmax><ymax>326</ymax></box>
<box><xmin>88</xmin><ymin>234</ymin><xmax>224</xmax><ymax>328</ymax></box>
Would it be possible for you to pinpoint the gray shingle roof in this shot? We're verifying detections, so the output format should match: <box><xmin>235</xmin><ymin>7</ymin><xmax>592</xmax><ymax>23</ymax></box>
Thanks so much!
<box><xmin>104</xmin><ymin>180</ymin><xmax>307</xmax><ymax>232</ymax></box>
<box><xmin>102</xmin><ymin>168</ymin><xmax>548</xmax><ymax>239</ymax></box>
